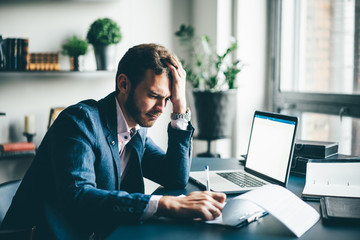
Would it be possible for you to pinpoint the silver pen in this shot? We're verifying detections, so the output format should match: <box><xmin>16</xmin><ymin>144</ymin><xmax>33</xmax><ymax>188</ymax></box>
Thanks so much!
<box><xmin>205</xmin><ymin>165</ymin><xmax>210</xmax><ymax>191</ymax></box>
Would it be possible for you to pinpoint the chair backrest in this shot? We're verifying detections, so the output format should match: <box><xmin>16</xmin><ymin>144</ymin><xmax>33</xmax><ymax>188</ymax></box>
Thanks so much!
<box><xmin>0</xmin><ymin>179</ymin><xmax>36</xmax><ymax>240</ymax></box>
<box><xmin>0</xmin><ymin>179</ymin><xmax>21</xmax><ymax>226</ymax></box>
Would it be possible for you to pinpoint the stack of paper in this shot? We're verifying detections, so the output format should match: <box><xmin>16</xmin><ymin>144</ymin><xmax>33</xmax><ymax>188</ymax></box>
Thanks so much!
<box><xmin>207</xmin><ymin>184</ymin><xmax>320</xmax><ymax>238</ymax></box>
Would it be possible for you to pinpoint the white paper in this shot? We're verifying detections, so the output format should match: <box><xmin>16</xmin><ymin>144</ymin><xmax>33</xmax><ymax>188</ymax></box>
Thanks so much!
<box><xmin>209</xmin><ymin>184</ymin><xmax>320</xmax><ymax>238</ymax></box>
<box><xmin>239</xmin><ymin>185</ymin><xmax>319</xmax><ymax>237</ymax></box>
<box><xmin>302</xmin><ymin>162</ymin><xmax>360</xmax><ymax>198</ymax></box>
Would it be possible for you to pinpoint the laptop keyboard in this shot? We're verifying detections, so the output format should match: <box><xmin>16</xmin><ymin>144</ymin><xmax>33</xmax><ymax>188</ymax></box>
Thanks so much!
<box><xmin>217</xmin><ymin>172</ymin><xmax>266</xmax><ymax>188</ymax></box>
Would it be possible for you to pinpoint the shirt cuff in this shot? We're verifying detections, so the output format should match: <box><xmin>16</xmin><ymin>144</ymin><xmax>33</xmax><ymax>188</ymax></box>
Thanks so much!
<box><xmin>171</xmin><ymin>118</ymin><xmax>188</xmax><ymax>130</ymax></box>
<box><xmin>142</xmin><ymin>195</ymin><xmax>163</xmax><ymax>220</ymax></box>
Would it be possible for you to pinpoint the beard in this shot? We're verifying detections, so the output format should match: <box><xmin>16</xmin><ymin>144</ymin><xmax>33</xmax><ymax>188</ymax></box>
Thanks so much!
<box><xmin>125</xmin><ymin>89</ymin><xmax>161</xmax><ymax>127</ymax></box>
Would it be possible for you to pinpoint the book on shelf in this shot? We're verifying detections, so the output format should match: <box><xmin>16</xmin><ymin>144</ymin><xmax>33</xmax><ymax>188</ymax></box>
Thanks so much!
<box><xmin>0</xmin><ymin>150</ymin><xmax>36</xmax><ymax>159</ymax></box>
<box><xmin>0</xmin><ymin>142</ymin><xmax>36</xmax><ymax>159</ymax></box>
<box><xmin>0</xmin><ymin>141</ymin><xmax>35</xmax><ymax>152</ymax></box>
<box><xmin>28</xmin><ymin>52</ymin><xmax>59</xmax><ymax>71</ymax></box>
<box><xmin>21</xmin><ymin>38</ymin><xmax>29</xmax><ymax>71</ymax></box>
<box><xmin>4</xmin><ymin>38</ymin><xmax>14</xmax><ymax>70</ymax></box>
<box><xmin>3</xmin><ymin>38</ymin><xmax>29</xmax><ymax>71</ymax></box>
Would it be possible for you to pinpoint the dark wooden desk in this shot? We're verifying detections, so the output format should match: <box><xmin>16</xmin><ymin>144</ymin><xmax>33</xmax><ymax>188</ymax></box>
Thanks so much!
<box><xmin>106</xmin><ymin>157</ymin><xmax>360</xmax><ymax>240</ymax></box>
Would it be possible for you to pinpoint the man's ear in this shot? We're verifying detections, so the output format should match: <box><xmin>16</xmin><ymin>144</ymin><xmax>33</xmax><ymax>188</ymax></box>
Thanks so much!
<box><xmin>117</xmin><ymin>74</ymin><xmax>131</xmax><ymax>94</ymax></box>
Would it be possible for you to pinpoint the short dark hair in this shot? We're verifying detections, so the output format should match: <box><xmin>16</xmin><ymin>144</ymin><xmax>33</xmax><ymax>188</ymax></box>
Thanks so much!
<box><xmin>115</xmin><ymin>43</ymin><xmax>178</xmax><ymax>93</ymax></box>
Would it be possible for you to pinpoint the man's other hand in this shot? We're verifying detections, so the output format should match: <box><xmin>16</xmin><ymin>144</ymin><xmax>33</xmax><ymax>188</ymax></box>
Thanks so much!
<box><xmin>157</xmin><ymin>191</ymin><xmax>227</xmax><ymax>221</ymax></box>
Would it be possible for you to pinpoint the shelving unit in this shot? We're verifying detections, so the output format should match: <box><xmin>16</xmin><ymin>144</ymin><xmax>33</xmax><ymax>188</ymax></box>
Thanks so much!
<box><xmin>0</xmin><ymin>71</ymin><xmax>116</xmax><ymax>81</ymax></box>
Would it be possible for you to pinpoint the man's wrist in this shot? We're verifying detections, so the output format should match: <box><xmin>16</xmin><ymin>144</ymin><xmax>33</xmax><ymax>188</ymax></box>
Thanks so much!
<box><xmin>156</xmin><ymin>196</ymin><xmax>172</xmax><ymax>217</ymax></box>
<box><xmin>171</xmin><ymin>99</ymin><xmax>187</xmax><ymax>113</ymax></box>
<box><xmin>142</xmin><ymin>195</ymin><xmax>163</xmax><ymax>219</ymax></box>
<box><xmin>156</xmin><ymin>195</ymin><xmax>179</xmax><ymax>218</ymax></box>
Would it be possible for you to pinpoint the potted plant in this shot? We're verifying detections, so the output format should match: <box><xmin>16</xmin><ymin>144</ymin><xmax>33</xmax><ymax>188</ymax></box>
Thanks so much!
<box><xmin>87</xmin><ymin>17</ymin><xmax>122</xmax><ymax>70</ymax></box>
<box><xmin>175</xmin><ymin>24</ymin><xmax>244</xmax><ymax>157</ymax></box>
<box><xmin>61</xmin><ymin>35</ymin><xmax>88</xmax><ymax>71</ymax></box>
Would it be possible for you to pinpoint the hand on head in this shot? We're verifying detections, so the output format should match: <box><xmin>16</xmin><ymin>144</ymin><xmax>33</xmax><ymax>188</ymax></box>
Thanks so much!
<box><xmin>166</xmin><ymin>57</ymin><xmax>187</xmax><ymax>114</ymax></box>
<box><xmin>157</xmin><ymin>191</ymin><xmax>226</xmax><ymax>221</ymax></box>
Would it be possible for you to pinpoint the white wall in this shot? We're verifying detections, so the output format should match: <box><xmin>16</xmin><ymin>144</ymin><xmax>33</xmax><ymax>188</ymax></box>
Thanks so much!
<box><xmin>189</xmin><ymin>0</ymin><xmax>269</xmax><ymax>158</ymax></box>
<box><xmin>0</xmin><ymin>0</ymin><xmax>191</xmax><ymax>150</ymax></box>
<box><xmin>189</xmin><ymin>0</ymin><xmax>233</xmax><ymax>158</ymax></box>
<box><xmin>235</xmin><ymin>0</ymin><xmax>269</xmax><ymax>156</ymax></box>
<box><xmin>0</xmin><ymin>0</ymin><xmax>268</xmax><ymax>158</ymax></box>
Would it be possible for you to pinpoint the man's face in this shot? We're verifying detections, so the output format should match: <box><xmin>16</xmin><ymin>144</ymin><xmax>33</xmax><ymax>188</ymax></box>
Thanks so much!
<box><xmin>125</xmin><ymin>69</ymin><xmax>171</xmax><ymax>127</ymax></box>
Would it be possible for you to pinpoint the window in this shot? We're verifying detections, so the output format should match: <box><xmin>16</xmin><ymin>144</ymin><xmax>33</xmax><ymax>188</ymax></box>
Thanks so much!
<box><xmin>270</xmin><ymin>0</ymin><xmax>360</xmax><ymax>155</ymax></box>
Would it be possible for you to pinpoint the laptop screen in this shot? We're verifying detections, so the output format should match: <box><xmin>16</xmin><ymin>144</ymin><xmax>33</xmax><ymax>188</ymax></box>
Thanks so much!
<box><xmin>245</xmin><ymin>111</ymin><xmax>298</xmax><ymax>185</ymax></box>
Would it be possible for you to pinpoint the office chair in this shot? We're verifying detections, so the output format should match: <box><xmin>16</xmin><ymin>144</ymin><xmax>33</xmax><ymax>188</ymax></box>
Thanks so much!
<box><xmin>0</xmin><ymin>179</ymin><xmax>36</xmax><ymax>240</ymax></box>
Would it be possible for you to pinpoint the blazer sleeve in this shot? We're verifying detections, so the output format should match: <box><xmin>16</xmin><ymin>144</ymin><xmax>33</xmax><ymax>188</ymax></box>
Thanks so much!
<box><xmin>141</xmin><ymin>122</ymin><xmax>195</xmax><ymax>189</ymax></box>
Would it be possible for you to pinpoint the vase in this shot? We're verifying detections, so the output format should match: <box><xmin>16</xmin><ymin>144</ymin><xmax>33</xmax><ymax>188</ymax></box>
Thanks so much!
<box><xmin>192</xmin><ymin>89</ymin><xmax>237</xmax><ymax>140</ymax></box>
<box><xmin>93</xmin><ymin>44</ymin><xmax>117</xmax><ymax>71</ymax></box>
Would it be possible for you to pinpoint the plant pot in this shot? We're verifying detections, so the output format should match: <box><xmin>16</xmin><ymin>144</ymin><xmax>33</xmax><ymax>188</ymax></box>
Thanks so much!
<box><xmin>192</xmin><ymin>89</ymin><xmax>237</xmax><ymax>140</ymax></box>
<box><xmin>93</xmin><ymin>44</ymin><xmax>117</xmax><ymax>71</ymax></box>
<box><xmin>70</xmin><ymin>56</ymin><xmax>80</xmax><ymax>71</ymax></box>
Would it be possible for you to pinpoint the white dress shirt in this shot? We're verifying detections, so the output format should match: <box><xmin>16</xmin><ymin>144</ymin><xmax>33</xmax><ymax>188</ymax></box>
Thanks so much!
<box><xmin>115</xmin><ymin>97</ymin><xmax>188</xmax><ymax>219</ymax></box>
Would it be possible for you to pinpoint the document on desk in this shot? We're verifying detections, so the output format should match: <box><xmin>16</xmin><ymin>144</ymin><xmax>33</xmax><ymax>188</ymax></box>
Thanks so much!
<box><xmin>302</xmin><ymin>161</ymin><xmax>360</xmax><ymax>200</ymax></box>
<box><xmin>207</xmin><ymin>184</ymin><xmax>320</xmax><ymax>238</ymax></box>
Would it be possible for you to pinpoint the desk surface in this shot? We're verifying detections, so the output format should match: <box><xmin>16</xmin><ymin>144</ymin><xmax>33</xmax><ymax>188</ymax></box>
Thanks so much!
<box><xmin>106</xmin><ymin>157</ymin><xmax>360</xmax><ymax>240</ymax></box>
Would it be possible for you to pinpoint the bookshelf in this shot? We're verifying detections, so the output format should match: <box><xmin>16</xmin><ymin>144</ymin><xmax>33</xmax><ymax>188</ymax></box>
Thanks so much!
<box><xmin>0</xmin><ymin>70</ymin><xmax>115</xmax><ymax>148</ymax></box>
<box><xmin>0</xmin><ymin>71</ymin><xmax>115</xmax><ymax>81</ymax></box>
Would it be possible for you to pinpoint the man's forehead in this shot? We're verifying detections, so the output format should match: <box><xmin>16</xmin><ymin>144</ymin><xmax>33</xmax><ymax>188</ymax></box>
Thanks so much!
<box><xmin>139</xmin><ymin>69</ymin><xmax>171</xmax><ymax>96</ymax></box>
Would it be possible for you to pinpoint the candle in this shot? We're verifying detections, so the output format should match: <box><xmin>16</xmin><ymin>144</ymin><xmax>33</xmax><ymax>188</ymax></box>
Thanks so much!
<box><xmin>25</xmin><ymin>115</ymin><xmax>36</xmax><ymax>134</ymax></box>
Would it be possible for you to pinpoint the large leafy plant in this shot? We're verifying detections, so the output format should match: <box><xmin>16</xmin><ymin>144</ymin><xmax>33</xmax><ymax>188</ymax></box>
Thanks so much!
<box><xmin>175</xmin><ymin>24</ymin><xmax>243</xmax><ymax>91</ymax></box>
<box><xmin>87</xmin><ymin>18</ymin><xmax>122</xmax><ymax>46</ymax></box>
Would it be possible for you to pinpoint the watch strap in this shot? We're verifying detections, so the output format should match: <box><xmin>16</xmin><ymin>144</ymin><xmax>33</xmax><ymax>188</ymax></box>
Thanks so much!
<box><xmin>171</xmin><ymin>107</ymin><xmax>191</xmax><ymax>121</ymax></box>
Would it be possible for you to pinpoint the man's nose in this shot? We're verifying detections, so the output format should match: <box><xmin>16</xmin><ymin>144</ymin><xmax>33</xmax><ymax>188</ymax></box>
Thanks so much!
<box><xmin>155</xmin><ymin>99</ymin><xmax>167</xmax><ymax>113</ymax></box>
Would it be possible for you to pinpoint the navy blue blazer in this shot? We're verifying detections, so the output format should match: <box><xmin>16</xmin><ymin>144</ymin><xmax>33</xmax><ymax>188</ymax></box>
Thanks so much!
<box><xmin>1</xmin><ymin>92</ymin><xmax>194</xmax><ymax>239</ymax></box>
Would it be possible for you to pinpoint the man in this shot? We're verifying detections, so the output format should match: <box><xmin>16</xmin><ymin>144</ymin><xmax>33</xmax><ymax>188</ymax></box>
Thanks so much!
<box><xmin>1</xmin><ymin>44</ymin><xmax>226</xmax><ymax>239</ymax></box>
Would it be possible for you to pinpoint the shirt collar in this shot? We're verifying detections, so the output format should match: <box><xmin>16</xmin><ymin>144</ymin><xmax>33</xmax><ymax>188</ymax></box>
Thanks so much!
<box><xmin>115</xmin><ymin>96</ymin><xmax>139</xmax><ymax>141</ymax></box>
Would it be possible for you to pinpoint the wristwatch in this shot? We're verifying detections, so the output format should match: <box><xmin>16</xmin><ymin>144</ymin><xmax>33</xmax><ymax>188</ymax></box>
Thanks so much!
<box><xmin>171</xmin><ymin>107</ymin><xmax>191</xmax><ymax>121</ymax></box>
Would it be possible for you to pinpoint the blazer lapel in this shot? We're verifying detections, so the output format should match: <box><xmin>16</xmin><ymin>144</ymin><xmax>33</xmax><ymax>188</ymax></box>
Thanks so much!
<box><xmin>98</xmin><ymin>92</ymin><xmax>122</xmax><ymax>190</ymax></box>
<box><xmin>98</xmin><ymin>93</ymin><xmax>148</xmax><ymax>193</ymax></box>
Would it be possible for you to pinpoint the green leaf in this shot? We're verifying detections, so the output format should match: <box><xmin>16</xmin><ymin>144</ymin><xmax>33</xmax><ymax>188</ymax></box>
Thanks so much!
<box><xmin>61</xmin><ymin>35</ymin><xmax>88</xmax><ymax>57</ymax></box>
<box><xmin>174</xmin><ymin>24</ymin><xmax>244</xmax><ymax>90</ymax></box>
<box><xmin>87</xmin><ymin>18</ymin><xmax>122</xmax><ymax>46</ymax></box>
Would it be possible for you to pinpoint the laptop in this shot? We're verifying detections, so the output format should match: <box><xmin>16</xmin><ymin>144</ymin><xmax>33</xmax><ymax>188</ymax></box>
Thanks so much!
<box><xmin>190</xmin><ymin>110</ymin><xmax>298</xmax><ymax>194</ymax></box>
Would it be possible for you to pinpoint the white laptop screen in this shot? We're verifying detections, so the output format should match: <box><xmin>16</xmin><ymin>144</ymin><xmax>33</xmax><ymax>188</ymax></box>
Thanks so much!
<box><xmin>245</xmin><ymin>113</ymin><xmax>297</xmax><ymax>183</ymax></box>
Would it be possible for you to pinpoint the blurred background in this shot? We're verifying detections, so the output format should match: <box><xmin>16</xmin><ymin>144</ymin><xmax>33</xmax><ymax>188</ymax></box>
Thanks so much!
<box><xmin>0</xmin><ymin>0</ymin><xmax>359</xmax><ymax>160</ymax></box>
